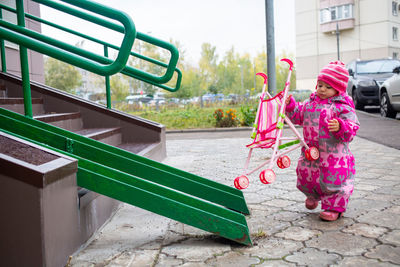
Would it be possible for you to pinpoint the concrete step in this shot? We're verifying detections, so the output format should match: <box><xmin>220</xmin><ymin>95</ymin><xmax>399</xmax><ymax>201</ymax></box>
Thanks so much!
<box><xmin>117</xmin><ymin>141</ymin><xmax>162</xmax><ymax>158</ymax></box>
<box><xmin>0</xmin><ymin>83</ymin><xmax>6</xmax><ymax>98</ymax></box>
<box><xmin>0</xmin><ymin>97</ymin><xmax>45</xmax><ymax>115</ymax></box>
<box><xmin>74</xmin><ymin>127</ymin><xmax>122</xmax><ymax>147</ymax></box>
<box><xmin>34</xmin><ymin>112</ymin><xmax>83</xmax><ymax>132</ymax></box>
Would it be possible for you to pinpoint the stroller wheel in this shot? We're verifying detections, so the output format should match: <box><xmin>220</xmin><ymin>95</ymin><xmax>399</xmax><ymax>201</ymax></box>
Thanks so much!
<box><xmin>305</xmin><ymin>147</ymin><xmax>319</xmax><ymax>161</ymax></box>
<box><xmin>259</xmin><ymin>169</ymin><xmax>276</xmax><ymax>184</ymax></box>
<box><xmin>277</xmin><ymin>157</ymin><xmax>283</xmax><ymax>169</ymax></box>
<box><xmin>234</xmin><ymin>175</ymin><xmax>249</xmax><ymax>190</ymax></box>
<box><xmin>277</xmin><ymin>156</ymin><xmax>291</xmax><ymax>169</ymax></box>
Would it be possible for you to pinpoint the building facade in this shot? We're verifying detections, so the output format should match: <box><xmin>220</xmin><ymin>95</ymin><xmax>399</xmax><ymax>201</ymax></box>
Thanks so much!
<box><xmin>1</xmin><ymin>0</ymin><xmax>44</xmax><ymax>83</ymax></box>
<box><xmin>295</xmin><ymin>0</ymin><xmax>400</xmax><ymax>89</ymax></box>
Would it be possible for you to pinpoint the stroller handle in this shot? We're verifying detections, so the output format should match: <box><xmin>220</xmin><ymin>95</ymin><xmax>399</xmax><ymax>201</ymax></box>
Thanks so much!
<box><xmin>256</xmin><ymin>72</ymin><xmax>268</xmax><ymax>85</ymax></box>
<box><xmin>280</xmin><ymin>58</ymin><xmax>294</xmax><ymax>70</ymax></box>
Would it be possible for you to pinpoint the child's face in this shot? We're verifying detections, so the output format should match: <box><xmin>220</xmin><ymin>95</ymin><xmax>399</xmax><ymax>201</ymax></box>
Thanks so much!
<box><xmin>316</xmin><ymin>81</ymin><xmax>338</xmax><ymax>99</ymax></box>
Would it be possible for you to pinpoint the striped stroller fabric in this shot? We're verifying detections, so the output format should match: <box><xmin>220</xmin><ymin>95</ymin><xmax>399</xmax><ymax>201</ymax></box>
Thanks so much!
<box><xmin>247</xmin><ymin>91</ymin><xmax>284</xmax><ymax>149</ymax></box>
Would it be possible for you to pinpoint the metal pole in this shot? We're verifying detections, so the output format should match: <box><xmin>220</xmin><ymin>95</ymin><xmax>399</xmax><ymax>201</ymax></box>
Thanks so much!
<box><xmin>0</xmin><ymin>8</ymin><xmax>6</xmax><ymax>72</ymax></box>
<box><xmin>266</xmin><ymin>0</ymin><xmax>276</xmax><ymax>95</ymax></box>
<box><xmin>336</xmin><ymin>22</ymin><xmax>340</xmax><ymax>61</ymax></box>
<box><xmin>16</xmin><ymin>0</ymin><xmax>32</xmax><ymax>118</ymax></box>
<box><xmin>104</xmin><ymin>45</ymin><xmax>111</xmax><ymax>108</ymax></box>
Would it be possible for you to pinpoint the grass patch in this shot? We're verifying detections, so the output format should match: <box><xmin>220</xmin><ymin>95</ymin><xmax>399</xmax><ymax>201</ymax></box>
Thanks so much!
<box><xmin>128</xmin><ymin>103</ymin><xmax>253</xmax><ymax>130</ymax></box>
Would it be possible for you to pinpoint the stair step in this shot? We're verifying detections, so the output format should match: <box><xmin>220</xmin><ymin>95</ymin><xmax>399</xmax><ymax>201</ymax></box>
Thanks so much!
<box><xmin>118</xmin><ymin>142</ymin><xmax>158</xmax><ymax>155</ymax></box>
<box><xmin>75</xmin><ymin>127</ymin><xmax>122</xmax><ymax>146</ymax></box>
<box><xmin>34</xmin><ymin>112</ymin><xmax>82</xmax><ymax>131</ymax></box>
<box><xmin>0</xmin><ymin>84</ymin><xmax>6</xmax><ymax>98</ymax></box>
<box><xmin>0</xmin><ymin>97</ymin><xmax>43</xmax><ymax>105</ymax></box>
<box><xmin>0</xmin><ymin>97</ymin><xmax>44</xmax><ymax>115</ymax></box>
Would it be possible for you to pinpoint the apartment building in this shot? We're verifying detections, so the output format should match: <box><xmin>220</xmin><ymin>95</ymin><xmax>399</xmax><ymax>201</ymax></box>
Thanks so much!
<box><xmin>1</xmin><ymin>0</ymin><xmax>44</xmax><ymax>83</ymax></box>
<box><xmin>295</xmin><ymin>0</ymin><xmax>400</xmax><ymax>89</ymax></box>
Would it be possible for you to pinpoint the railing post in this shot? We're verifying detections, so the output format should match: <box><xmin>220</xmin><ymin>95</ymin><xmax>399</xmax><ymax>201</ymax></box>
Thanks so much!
<box><xmin>0</xmin><ymin>8</ymin><xmax>7</xmax><ymax>72</ymax></box>
<box><xmin>16</xmin><ymin>0</ymin><xmax>32</xmax><ymax>118</ymax></box>
<box><xmin>104</xmin><ymin>45</ymin><xmax>111</xmax><ymax>109</ymax></box>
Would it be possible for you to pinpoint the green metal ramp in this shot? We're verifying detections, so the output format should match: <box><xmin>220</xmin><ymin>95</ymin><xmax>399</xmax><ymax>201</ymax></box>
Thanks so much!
<box><xmin>0</xmin><ymin>107</ymin><xmax>251</xmax><ymax>245</ymax></box>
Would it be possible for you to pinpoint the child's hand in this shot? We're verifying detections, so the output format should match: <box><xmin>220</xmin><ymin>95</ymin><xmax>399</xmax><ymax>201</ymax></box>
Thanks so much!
<box><xmin>285</xmin><ymin>94</ymin><xmax>292</xmax><ymax>105</ymax></box>
<box><xmin>328</xmin><ymin>119</ymin><xmax>340</xmax><ymax>132</ymax></box>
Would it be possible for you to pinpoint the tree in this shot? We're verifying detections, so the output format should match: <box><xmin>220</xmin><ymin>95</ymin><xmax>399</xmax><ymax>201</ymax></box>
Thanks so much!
<box><xmin>238</xmin><ymin>53</ymin><xmax>253</xmax><ymax>94</ymax></box>
<box><xmin>218</xmin><ymin>47</ymin><xmax>241</xmax><ymax>95</ymax></box>
<box><xmin>110</xmin><ymin>74</ymin><xmax>130</xmax><ymax>101</ymax></box>
<box><xmin>276</xmin><ymin>51</ymin><xmax>296</xmax><ymax>92</ymax></box>
<box><xmin>253</xmin><ymin>50</ymin><xmax>268</xmax><ymax>94</ymax></box>
<box><xmin>199</xmin><ymin>43</ymin><xmax>218</xmax><ymax>95</ymax></box>
<box><xmin>44</xmin><ymin>57</ymin><xmax>82</xmax><ymax>93</ymax></box>
<box><xmin>171</xmin><ymin>66</ymin><xmax>201</xmax><ymax>99</ymax></box>
<box><xmin>127</xmin><ymin>39</ymin><xmax>166</xmax><ymax>96</ymax></box>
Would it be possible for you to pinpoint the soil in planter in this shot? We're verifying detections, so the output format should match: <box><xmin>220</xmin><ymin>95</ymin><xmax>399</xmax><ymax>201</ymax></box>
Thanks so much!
<box><xmin>0</xmin><ymin>135</ymin><xmax>58</xmax><ymax>165</ymax></box>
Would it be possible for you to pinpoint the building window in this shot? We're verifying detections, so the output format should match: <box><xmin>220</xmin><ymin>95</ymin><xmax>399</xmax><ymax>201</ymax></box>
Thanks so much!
<box><xmin>336</xmin><ymin>5</ymin><xmax>343</xmax><ymax>20</ymax></box>
<box><xmin>393</xmin><ymin>27</ymin><xmax>398</xmax><ymax>41</ymax></box>
<box><xmin>2</xmin><ymin>0</ymin><xmax>18</xmax><ymax>50</ymax></box>
<box><xmin>393</xmin><ymin>52</ymin><xmax>398</xmax><ymax>59</ymax></box>
<box><xmin>320</xmin><ymin>4</ymin><xmax>354</xmax><ymax>24</ymax></box>
<box><xmin>330</xmin><ymin>8</ymin><xmax>336</xmax><ymax>20</ymax></box>
<box><xmin>393</xmin><ymin>1</ymin><xmax>398</xmax><ymax>16</ymax></box>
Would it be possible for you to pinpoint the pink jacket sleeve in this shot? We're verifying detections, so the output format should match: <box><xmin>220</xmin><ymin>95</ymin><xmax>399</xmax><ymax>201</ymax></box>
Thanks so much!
<box><xmin>331</xmin><ymin>103</ymin><xmax>360</xmax><ymax>142</ymax></box>
<box><xmin>285</xmin><ymin>96</ymin><xmax>305</xmax><ymax>126</ymax></box>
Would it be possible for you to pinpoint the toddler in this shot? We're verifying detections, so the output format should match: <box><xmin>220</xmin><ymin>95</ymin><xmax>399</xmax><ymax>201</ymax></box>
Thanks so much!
<box><xmin>285</xmin><ymin>61</ymin><xmax>360</xmax><ymax>221</ymax></box>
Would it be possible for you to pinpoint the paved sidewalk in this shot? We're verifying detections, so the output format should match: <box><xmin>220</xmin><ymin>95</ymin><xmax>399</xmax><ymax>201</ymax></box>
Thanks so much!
<box><xmin>69</xmin><ymin>134</ymin><xmax>400</xmax><ymax>266</ymax></box>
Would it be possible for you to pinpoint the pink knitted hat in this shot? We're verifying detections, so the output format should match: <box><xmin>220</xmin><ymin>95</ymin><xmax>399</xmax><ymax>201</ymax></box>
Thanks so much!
<box><xmin>317</xmin><ymin>61</ymin><xmax>349</xmax><ymax>94</ymax></box>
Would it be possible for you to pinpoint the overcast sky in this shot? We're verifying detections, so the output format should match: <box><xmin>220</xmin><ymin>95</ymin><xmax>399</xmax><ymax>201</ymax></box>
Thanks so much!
<box><xmin>40</xmin><ymin>0</ymin><xmax>295</xmax><ymax>64</ymax></box>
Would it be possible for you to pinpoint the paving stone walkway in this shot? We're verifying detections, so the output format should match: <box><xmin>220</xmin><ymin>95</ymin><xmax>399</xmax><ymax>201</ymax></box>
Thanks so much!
<box><xmin>69</xmin><ymin>135</ymin><xmax>400</xmax><ymax>266</ymax></box>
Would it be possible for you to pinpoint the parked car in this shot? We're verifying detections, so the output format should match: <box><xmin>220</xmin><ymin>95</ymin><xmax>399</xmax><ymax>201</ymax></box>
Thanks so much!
<box><xmin>202</xmin><ymin>93</ymin><xmax>214</xmax><ymax>102</ymax></box>
<box><xmin>291</xmin><ymin>89</ymin><xmax>312</xmax><ymax>102</ymax></box>
<box><xmin>226</xmin><ymin>93</ymin><xmax>239</xmax><ymax>103</ymax></box>
<box><xmin>125</xmin><ymin>94</ymin><xmax>152</xmax><ymax>104</ymax></box>
<box><xmin>379</xmin><ymin>65</ymin><xmax>400</xmax><ymax>118</ymax></box>
<box><xmin>201</xmin><ymin>93</ymin><xmax>224</xmax><ymax>102</ymax></box>
<box><xmin>346</xmin><ymin>59</ymin><xmax>400</xmax><ymax>110</ymax></box>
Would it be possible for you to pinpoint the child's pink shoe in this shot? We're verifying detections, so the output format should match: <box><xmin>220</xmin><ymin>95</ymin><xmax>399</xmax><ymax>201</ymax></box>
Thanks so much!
<box><xmin>305</xmin><ymin>197</ymin><xmax>318</xmax><ymax>210</ymax></box>
<box><xmin>319</xmin><ymin>210</ymin><xmax>341</xmax><ymax>221</ymax></box>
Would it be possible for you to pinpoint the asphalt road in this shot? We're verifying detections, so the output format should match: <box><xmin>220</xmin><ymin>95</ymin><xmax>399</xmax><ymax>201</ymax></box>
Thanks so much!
<box><xmin>167</xmin><ymin>107</ymin><xmax>400</xmax><ymax>150</ymax></box>
<box><xmin>356</xmin><ymin>107</ymin><xmax>400</xmax><ymax>150</ymax></box>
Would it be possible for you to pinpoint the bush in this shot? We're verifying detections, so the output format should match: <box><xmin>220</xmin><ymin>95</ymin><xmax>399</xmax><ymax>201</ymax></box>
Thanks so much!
<box><xmin>240</xmin><ymin>104</ymin><xmax>257</xmax><ymax>126</ymax></box>
<box><xmin>213</xmin><ymin>109</ymin><xmax>224</xmax><ymax>123</ymax></box>
<box><xmin>213</xmin><ymin>108</ymin><xmax>239</xmax><ymax>127</ymax></box>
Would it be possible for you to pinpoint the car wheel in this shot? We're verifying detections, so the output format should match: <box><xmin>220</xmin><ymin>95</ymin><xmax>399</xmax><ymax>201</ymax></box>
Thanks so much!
<box><xmin>352</xmin><ymin>88</ymin><xmax>364</xmax><ymax>110</ymax></box>
<box><xmin>380</xmin><ymin>91</ymin><xmax>397</xmax><ymax>118</ymax></box>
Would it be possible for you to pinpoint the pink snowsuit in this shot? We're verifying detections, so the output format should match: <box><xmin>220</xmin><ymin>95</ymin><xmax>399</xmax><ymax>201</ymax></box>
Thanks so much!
<box><xmin>286</xmin><ymin>92</ymin><xmax>360</xmax><ymax>213</ymax></box>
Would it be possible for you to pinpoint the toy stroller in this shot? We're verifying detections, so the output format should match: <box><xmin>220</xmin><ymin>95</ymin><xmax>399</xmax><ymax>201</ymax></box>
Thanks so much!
<box><xmin>234</xmin><ymin>58</ymin><xmax>319</xmax><ymax>190</ymax></box>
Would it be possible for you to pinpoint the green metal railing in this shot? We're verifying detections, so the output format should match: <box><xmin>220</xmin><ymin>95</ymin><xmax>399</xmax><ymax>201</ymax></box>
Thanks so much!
<box><xmin>0</xmin><ymin>9</ymin><xmax>5</xmax><ymax>73</ymax></box>
<box><xmin>0</xmin><ymin>0</ymin><xmax>181</xmax><ymax>114</ymax></box>
<box><xmin>0</xmin><ymin>1</ymin><xmax>252</xmax><ymax>245</ymax></box>
<box><xmin>0</xmin><ymin>107</ymin><xmax>252</xmax><ymax>245</ymax></box>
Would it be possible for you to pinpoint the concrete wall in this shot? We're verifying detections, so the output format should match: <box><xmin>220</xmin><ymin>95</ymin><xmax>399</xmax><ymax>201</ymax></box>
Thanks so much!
<box><xmin>0</xmin><ymin>131</ymin><xmax>123</xmax><ymax>266</ymax></box>
<box><xmin>0</xmin><ymin>132</ymin><xmax>79</xmax><ymax>267</ymax></box>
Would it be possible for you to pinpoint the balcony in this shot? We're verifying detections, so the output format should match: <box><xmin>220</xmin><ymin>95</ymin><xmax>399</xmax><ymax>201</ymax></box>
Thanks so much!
<box><xmin>320</xmin><ymin>18</ymin><xmax>355</xmax><ymax>33</ymax></box>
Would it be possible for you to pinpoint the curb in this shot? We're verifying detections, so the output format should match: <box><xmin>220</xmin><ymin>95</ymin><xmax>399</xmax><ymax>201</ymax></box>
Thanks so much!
<box><xmin>166</xmin><ymin>127</ymin><xmax>253</xmax><ymax>134</ymax></box>
<box><xmin>166</xmin><ymin>125</ymin><xmax>301</xmax><ymax>134</ymax></box>
<box><xmin>357</xmin><ymin>109</ymin><xmax>400</xmax><ymax>123</ymax></box>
